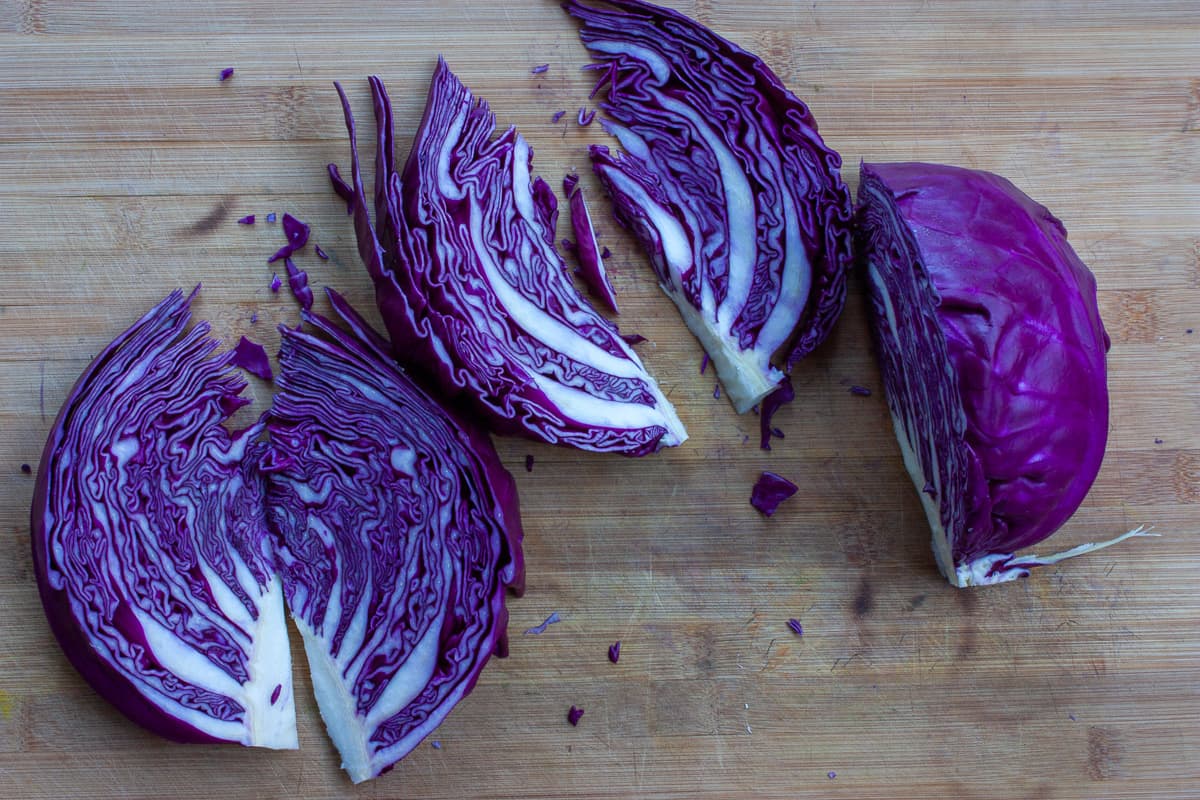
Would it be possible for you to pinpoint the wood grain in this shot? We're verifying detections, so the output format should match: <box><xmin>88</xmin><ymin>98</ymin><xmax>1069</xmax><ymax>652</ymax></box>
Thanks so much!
<box><xmin>1</xmin><ymin>1</ymin><xmax>1197</xmax><ymax>798</ymax></box>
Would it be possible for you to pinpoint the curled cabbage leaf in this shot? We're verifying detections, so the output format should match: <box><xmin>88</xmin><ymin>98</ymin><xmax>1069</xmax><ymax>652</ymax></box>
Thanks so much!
<box><xmin>565</xmin><ymin>0</ymin><xmax>853</xmax><ymax>412</ymax></box>
<box><xmin>260</xmin><ymin>290</ymin><xmax>524</xmax><ymax>782</ymax></box>
<box><xmin>31</xmin><ymin>289</ymin><xmax>296</xmax><ymax>747</ymax></box>
<box><xmin>857</xmin><ymin>162</ymin><xmax>1152</xmax><ymax>586</ymax></box>
<box><xmin>331</xmin><ymin>60</ymin><xmax>687</xmax><ymax>455</ymax></box>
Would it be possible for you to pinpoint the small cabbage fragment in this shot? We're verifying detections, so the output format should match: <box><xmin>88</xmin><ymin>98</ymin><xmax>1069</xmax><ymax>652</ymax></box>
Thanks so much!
<box><xmin>749</xmin><ymin>471</ymin><xmax>798</xmax><ymax>517</ymax></box>
<box><xmin>219</xmin><ymin>67</ymin><xmax>235</xmax><ymax>82</ymax></box>
<box><xmin>565</xmin><ymin>0</ymin><xmax>853</xmax><ymax>413</ymax></box>
<box><xmin>283</xmin><ymin>257</ymin><xmax>313</xmax><ymax>311</ymax></box>
<box><xmin>231</xmin><ymin>336</ymin><xmax>273</xmax><ymax>381</ymax></box>
<box><xmin>330</xmin><ymin>61</ymin><xmax>686</xmax><ymax>455</ymax></box>
<box><xmin>563</xmin><ymin>172</ymin><xmax>619</xmax><ymax>313</ymax></box>
<box><xmin>608</xmin><ymin>641</ymin><xmax>620</xmax><ymax>663</ymax></box>
<box><xmin>31</xmin><ymin>289</ymin><xmax>296</xmax><ymax>748</ymax></box>
<box><xmin>856</xmin><ymin>161</ymin><xmax>1153</xmax><ymax>586</ymax></box>
<box><xmin>523</xmin><ymin>611</ymin><xmax>561</xmax><ymax>635</ymax></box>
<box><xmin>567</xmin><ymin>705</ymin><xmax>584</xmax><ymax>726</ymax></box>
<box><xmin>267</xmin><ymin>213</ymin><xmax>311</xmax><ymax>264</ymax></box>
<box><xmin>261</xmin><ymin>290</ymin><xmax>524</xmax><ymax>783</ymax></box>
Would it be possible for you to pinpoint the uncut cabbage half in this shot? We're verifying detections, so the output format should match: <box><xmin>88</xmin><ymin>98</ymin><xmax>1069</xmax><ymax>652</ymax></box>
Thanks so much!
<box><xmin>856</xmin><ymin>162</ymin><xmax>1152</xmax><ymax>587</ymax></box>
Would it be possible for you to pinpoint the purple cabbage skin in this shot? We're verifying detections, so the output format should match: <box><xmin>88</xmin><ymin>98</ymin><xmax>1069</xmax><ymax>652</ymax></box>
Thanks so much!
<box><xmin>259</xmin><ymin>289</ymin><xmax>524</xmax><ymax>783</ymax></box>
<box><xmin>31</xmin><ymin>290</ymin><xmax>296</xmax><ymax>747</ymax></box>
<box><xmin>330</xmin><ymin>61</ymin><xmax>686</xmax><ymax>456</ymax></box>
<box><xmin>857</xmin><ymin>162</ymin><xmax>1151</xmax><ymax>586</ymax></box>
<box><xmin>564</xmin><ymin>0</ymin><xmax>853</xmax><ymax>413</ymax></box>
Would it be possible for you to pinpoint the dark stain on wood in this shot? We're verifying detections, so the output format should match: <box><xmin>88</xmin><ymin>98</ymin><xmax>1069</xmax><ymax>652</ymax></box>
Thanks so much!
<box><xmin>852</xmin><ymin>577</ymin><xmax>873</xmax><ymax>617</ymax></box>
<box><xmin>187</xmin><ymin>198</ymin><xmax>231</xmax><ymax>236</ymax></box>
<box><xmin>1086</xmin><ymin>726</ymin><xmax>1122</xmax><ymax>780</ymax></box>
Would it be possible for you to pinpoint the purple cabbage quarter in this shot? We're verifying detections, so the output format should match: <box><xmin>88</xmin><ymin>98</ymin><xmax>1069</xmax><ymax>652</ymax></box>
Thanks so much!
<box><xmin>261</xmin><ymin>291</ymin><xmax>524</xmax><ymax>782</ymax></box>
<box><xmin>564</xmin><ymin>0</ymin><xmax>853</xmax><ymax>413</ymax></box>
<box><xmin>31</xmin><ymin>290</ymin><xmax>297</xmax><ymax>748</ymax></box>
<box><xmin>330</xmin><ymin>60</ymin><xmax>686</xmax><ymax>455</ymax></box>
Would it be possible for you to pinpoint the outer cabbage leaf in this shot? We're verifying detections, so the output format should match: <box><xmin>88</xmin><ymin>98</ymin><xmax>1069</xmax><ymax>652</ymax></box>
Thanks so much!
<box><xmin>31</xmin><ymin>290</ymin><xmax>296</xmax><ymax>747</ymax></box>
<box><xmin>564</xmin><ymin>0</ymin><xmax>853</xmax><ymax>413</ymax></box>
<box><xmin>260</xmin><ymin>290</ymin><xmax>524</xmax><ymax>782</ymax></box>
<box><xmin>857</xmin><ymin>162</ymin><xmax>1150</xmax><ymax>586</ymax></box>
<box><xmin>330</xmin><ymin>60</ymin><xmax>686</xmax><ymax>455</ymax></box>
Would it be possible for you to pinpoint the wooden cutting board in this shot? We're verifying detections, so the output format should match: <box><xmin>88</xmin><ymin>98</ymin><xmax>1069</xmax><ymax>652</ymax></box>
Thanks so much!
<box><xmin>1</xmin><ymin>1</ymin><xmax>1197</xmax><ymax>798</ymax></box>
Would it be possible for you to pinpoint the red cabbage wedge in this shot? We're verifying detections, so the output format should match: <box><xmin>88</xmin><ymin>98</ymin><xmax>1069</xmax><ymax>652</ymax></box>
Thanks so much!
<box><xmin>260</xmin><ymin>290</ymin><xmax>524</xmax><ymax>782</ymax></box>
<box><xmin>31</xmin><ymin>290</ymin><xmax>296</xmax><ymax>747</ymax></box>
<box><xmin>856</xmin><ymin>162</ymin><xmax>1152</xmax><ymax>586</ymax></box>
<box><xmin>331</xmin><ymin>60</ymin><xmax>686</xmax><ymax>455</ymax></box>
<box><xmin>564</xmin><ymin>0</ymin><xmax>853</xmax><ymax>413</ymax></box>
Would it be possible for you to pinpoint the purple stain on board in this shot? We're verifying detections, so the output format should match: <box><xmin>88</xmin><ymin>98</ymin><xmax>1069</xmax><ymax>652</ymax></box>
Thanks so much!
<box><xmin>1154</xmin><ymin>438</ymin><xmax>1164</xmax><ymax>445</ymax></box>
<box><xmin>567</xmin><ymin>706</ymin><xmax>584</xmax><ymax>726</ymax></box>
<box><xmin>560</xmin><ymin>238</ymin><xmax>576</xmax><ymax>253</ymax></box>
<box><xmin>266</xmin><ymin>212</ymin><xmax>277</xmax><ymax>223</ymax></box>
<box><xmin>551</xmin><ymin>110</ymin><xmax>566</xmax><ymax>123</ymax></box>
<box><xmin>524</xmin><ymin>612</ymin><xmax>561</xmax><ymax>635</ymax></box>
<box><xmin>531</xmin><ymin>64</ymin><xmax>550</xmax><ymax>74</ymax></box>
<box><xmin>700</xmin><ymin>353</ymin><xmax>710</xmax><ymax>375</ymax></box>
<box><xmin>20</xmin><ymin>464</ymin><xmax>32</xmax><ymax>475</ymax></box>
<box><xmin>608</xmin><ymin>641</ymin><xmax>621</xmax><ymax>663</ymax></box>
<box><xmin>849</xmin><ymin>385</ymin><xmax>872</xmax><ymax>397</ymax></box>
<box><xmin>787</xmin><ymin>619</ymin><xmax>803</xmax><ymax>637</ymax></box>
<box><xmin>525</xmin><ymin>454</ymin><xmax>534</xmax><ymax>472</ymax></box>
<box><xmin>1069</xmin><ymin>713</ymin><xmax>1078</xmax><ymax>722</ymax></box>
<box><xmin>577</xmin><ymin>107</ymin><xmax>596</xmax><ymax>126</ymax></box>
<box><xmin>237</xmin><ymin>215</ymin><xmax>255</xmax><ymax>225</ymax></box>
<box><xmin>269</xmin><ymin>273</ymin><xmax>282</xmax><ymax>293</ymax></box>
<box><xmin>713</xmin><ymin>384</ymin><xmax>721</xmax><ymax>400</ymax></box>
<box><xmin>621</xmin><ymin>333</ymin><xmax>646</xmax><ymax>345</ymax></box>
<box><xmin>314</xmin><ymin>244</ymin><xmax>329</xmax><ymax>260</ymax></box>
<box><xmin>250</xmin><ymin>312</ymin><xmax>258</xmax><ymax>324</ymax></box>
<box><xmin>219</xmin><ymin>67</ymin><xmax>235</xmax><ymax>82</ymax></box>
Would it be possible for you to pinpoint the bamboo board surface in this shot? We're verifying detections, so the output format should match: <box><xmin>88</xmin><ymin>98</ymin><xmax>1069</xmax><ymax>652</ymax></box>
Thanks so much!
<box><xmin>0</xmin><ymin>1</ymin><xmax>1198</xmax><ymax>798</ymax></box>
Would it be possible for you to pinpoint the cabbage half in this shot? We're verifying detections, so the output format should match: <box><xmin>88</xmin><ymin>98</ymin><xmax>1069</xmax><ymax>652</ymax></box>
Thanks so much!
<box><xmin>565</xmin><ymin>0</ymin><xmax>854</xmax><ymax>412</ymax></box>
<box><xmin>331</xmin><ymin>61</ymin><xmax>686</xmax><ymax>455</ymax></box>
<box><xmin>857</xmin><ymin>162</ymin><xmax>1152</xmax><ymax>586</ymax></box>
<box><xmin>31</xmin><ymin>290</ymin><xmax>296</xmax><ymax>747</ymax></box>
